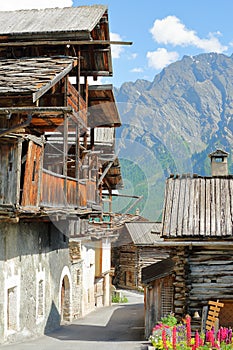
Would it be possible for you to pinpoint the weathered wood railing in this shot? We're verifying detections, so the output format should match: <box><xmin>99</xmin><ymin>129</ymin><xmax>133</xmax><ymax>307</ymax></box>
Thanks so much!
<box><xmin>40</xmin><ymin>169</ymin><xmax>97</xmax><ymax>208</ymax></box>
<box><xmin>40</xmin><ymin>169</ymin><xmax>78</xmax><ymax>207</ymax></box>
<box><xmin>41</xmin><ymin>169</ymin><xmax>90</xmax><ymax>207</ymax></box>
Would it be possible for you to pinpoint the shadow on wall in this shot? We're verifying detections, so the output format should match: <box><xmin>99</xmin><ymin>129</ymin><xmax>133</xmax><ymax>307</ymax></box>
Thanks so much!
<box><xmin>44</xmin><ymin>301</ymin><xmax>61</xmax><ymax>335</ymax></box>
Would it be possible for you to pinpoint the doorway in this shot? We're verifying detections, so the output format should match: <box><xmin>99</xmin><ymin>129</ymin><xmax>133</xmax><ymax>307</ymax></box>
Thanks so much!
<box><xmin>61</xmin><ymin>275</ymin><xmax>71</xmax><ymax>322</ymax></box>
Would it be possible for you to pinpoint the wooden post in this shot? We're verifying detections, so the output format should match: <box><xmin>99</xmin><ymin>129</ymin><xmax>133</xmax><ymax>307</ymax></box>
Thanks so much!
<box><xmin>63</xmin><ymin>113</ymin><xmax>68</xmax><ymax>204</ymax></box>
<box><xmin>16</xmin><ymin>140</ymin><xmax>23</xmax><ymax>206</ymax></box>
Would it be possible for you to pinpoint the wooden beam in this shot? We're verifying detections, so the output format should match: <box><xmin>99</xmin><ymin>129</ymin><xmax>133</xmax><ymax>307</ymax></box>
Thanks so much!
<box><xmin>0</xmin><ymin>40</ymin><xmax>133</xmax><ymax>47</ymax></box>
<box><xmin>33</xmin><ymin>61</ymin><xmax>77</xmax><ymax>102</ymax></box>
<box><xmin>97</xmin><ymin>158</ymin><xmax>115</xmax><ymax>186</ymax></box>
<box><xmin>0</xmin><ymin>107</ymin><xmax>72</xmax><ymax>115</ymax></box>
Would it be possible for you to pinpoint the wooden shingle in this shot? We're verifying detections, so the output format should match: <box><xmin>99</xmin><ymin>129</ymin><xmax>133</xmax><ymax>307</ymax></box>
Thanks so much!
<box><xmin>162</xmin><ymin>175</ymin><xmax>233</xmax><ymax>237</ymax></box>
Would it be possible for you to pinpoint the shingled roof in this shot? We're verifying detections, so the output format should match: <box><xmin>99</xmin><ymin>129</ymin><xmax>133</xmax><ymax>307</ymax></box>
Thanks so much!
<box><xmin>0</xmin><ymin>5</ymin><xmax>107</xmax><ymax>38</ymax></box>
<box><xmin>88</xmin><ymin>85</ymin><xmax>121</xmax><ymax>128</ymax></box>
<box><xmin>141</xmin><ymin>258</ymin><xmax>175</xmax><ymax>284</ymax></box>
<box><xmin>162</xmin><ymin>174</ymin><xmax>233</xmax><ymax>238</ymax></box>
<box><xmin>125</xmin><ymin>222</ymin><xmax>163</xmax><ymax>245</ymax></box>
<box><xmin>0</xmin><ymin>56</ymin><xmax>77</xmax><ymax>102</ymax></box>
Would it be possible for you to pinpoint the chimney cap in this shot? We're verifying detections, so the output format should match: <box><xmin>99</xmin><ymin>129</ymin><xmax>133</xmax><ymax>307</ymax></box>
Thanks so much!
<box><xmin>208</xmin><ymin>149</ymin><xmax>229</xmax><ymax>158</ymax></box>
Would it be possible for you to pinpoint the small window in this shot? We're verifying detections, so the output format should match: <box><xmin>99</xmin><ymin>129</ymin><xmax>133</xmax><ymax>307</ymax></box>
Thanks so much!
<box><xmin>7</xmin><ymin>287</ymin><xmax>17</xmax><ymax>331</ymax></box>
<box><xmin>77</xmin><ymin>269</ymin><xmax>81</xmax><ymax>285</ymax></box>
<box><xmin>37</xmin><ymin>280</ymin><xmax>44</xmax><ymax>317</ymax></box>
<box><xmin>214</xmin><ymin>157</ymin><xmax>223</xmax><ymax>163</ymax></box>
<box><xmin>32</xmin><ymin>159</ymin><xmax>37</xmax><ymax>181</ymax></box>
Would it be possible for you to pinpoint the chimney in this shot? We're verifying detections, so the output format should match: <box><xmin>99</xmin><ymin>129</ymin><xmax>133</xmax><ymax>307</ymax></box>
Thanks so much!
<box><xmin>208</xmin><ymin>149</ymin><xmax>229</xmax><ymax>176</ymax></box>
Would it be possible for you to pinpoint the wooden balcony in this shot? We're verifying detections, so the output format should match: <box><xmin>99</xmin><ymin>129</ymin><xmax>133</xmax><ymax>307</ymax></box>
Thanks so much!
<box><xmin>40</xmin><ymin>169</ymin><xmax>87</xmax><ymax>207</ymax></box>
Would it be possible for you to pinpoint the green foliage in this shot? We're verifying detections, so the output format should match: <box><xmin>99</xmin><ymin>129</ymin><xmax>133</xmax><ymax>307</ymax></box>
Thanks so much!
<box><xmin>112</xmin><ymin>158</ymin><xmax>149</xmax><ymax>215</ymax></box>
<box><xmin>161</xmin><ymin>314</ymin><xmax>177</xmax><ymax>327</ymax></box>
<box><xmin>111</xmin><ymin>294</ymin><xmax>128</xmax><ymax>303</ymax></box>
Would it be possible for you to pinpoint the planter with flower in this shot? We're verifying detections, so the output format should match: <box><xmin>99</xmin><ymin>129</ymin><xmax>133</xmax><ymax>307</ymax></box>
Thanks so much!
<box><xmin>148</xmin><ymin>314</ymin><xmax>233</xmax><ymax>350</ymax></box>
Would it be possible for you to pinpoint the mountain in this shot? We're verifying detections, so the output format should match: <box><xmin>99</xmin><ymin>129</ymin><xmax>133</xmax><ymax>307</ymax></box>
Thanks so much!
<box><xmin>113</xmin><ymin>52</ymin><xmax>233</xmax><ymax>220</ymax></box>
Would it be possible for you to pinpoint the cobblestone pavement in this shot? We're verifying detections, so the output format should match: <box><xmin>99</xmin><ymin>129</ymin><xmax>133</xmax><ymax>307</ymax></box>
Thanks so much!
<box><xmin>1</xmin><ymin>289</ymin><xmax>150</xmax><ymax>350</ymax></box>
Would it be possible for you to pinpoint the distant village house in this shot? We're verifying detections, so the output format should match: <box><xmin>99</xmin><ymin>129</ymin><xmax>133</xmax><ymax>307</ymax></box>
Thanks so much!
<box><xmin>142</xmin><ymin>150</ymin><xmax>233</xmax><ymax>338</ymax></box>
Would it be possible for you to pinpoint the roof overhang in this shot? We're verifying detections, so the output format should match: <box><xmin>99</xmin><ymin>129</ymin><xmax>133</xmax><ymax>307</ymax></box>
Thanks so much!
<box><xmin>142</xmin><ymin>258</ymin><xmax>175</xmax><ymax>284</ymax></box>
<box><xmin>88</xmin><ymin>84</ymin><xmax>121</xmax><ymax>128</ymax></box>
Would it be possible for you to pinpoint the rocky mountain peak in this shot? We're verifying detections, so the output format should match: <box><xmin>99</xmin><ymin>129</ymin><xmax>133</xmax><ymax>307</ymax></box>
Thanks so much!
<box><xmin>113</xmin><ymin>52</ymin><xmax>233</xmax><ymax>220</ymax></box>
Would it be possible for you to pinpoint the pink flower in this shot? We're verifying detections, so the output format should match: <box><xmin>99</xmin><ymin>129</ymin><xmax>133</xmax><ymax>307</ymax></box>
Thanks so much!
<box><xmin>162</xmin><ymin>329</ymin><xmax>168</xmax><ymax>350</ymax></box>
<box><xmin>209</xmin><ymin>329</ymin><xmax>215</xmax><ymax>347</ymax></box>
<box><xmin>195</xmin><ymin>330</ymin><xmax>200</xmax><ymax>348</ymax></box>
<box><xmin>172</xmin><ymin>326</ymin><xmax>177</xmax><ymax>350</ymax></box>
<box><xmin>185</xmin><ymin>315</ymin><xmax>192</xmax><ymax>347</ymax></box>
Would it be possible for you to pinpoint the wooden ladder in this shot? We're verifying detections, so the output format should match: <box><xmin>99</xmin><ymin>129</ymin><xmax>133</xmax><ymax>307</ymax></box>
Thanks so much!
<box><xmin>205</xmin><ymin>300</ymin><xmax>224</xmax><ymax>331</ymax></box>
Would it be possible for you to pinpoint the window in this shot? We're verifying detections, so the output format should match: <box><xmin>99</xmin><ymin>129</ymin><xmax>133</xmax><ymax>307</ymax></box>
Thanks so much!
<box><xmin>37</xmin><ymin>280</ymin><xmax>44</xmax><ymax>317</ymax></box>
<box><xmin>161</xmin><ymin>276</ymin><xmax>174</xmax><ymax>318</ymax></box>
<box><xmin>36</xmin><ymin>264</ymin><xmax>45</xmax><ymax>322</ymax></box>
<box><xmin>32</xmin><ymin>159</ymin><xmax>37</xmax><ymax>181</ymax></box>
<box><xmin>214</xmin><ymin>157</ymin><xmax>223</xmax><ymax>163</ymax></box>
<box><xmin>76</xmin><ymin>269</ymin><xmax>81</xmax><ymax>285</ymax></box>
<box><xmin>7</xmin><ymin>287</ymin><xmax>17</xmax><ymax>331</ymax></box>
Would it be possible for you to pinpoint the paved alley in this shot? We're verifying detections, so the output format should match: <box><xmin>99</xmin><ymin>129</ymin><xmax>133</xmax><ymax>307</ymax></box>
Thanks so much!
<box><xmin>1</xmin><ymin>290</ymin><xmax>149</xmax><ymax>350</ymax></box>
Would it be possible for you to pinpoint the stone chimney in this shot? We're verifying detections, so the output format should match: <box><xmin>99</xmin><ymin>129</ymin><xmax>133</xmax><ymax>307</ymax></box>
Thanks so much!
<box><xmin>208</xmin><ymin>149</ymin><xmax>229</xmax><ymax>176</ymax></box>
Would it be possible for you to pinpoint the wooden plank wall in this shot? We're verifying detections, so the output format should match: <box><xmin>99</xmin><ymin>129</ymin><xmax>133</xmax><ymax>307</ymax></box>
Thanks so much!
<box><xmin>79</xmin><ymin>182</ymin><xmax>87</xmax><ymax>207</ymax></box>
<box><xmin>116</xmin><ymin>243</ymin><xmax>137</xmax><ymax>289</ymax></box>
<box><xmin>87</xmin><ymin>180</ymin><xmax>96</xmax><ymax>204</ymax></box>
<box><xmin>40</xmin><ymin>171</ymin><xmax>66</xmax><ymax>207</ymax></box>
<box><xmin>187</xmin><ymin>247</ymin><xmax>233</xmax><ymax>319</ymax></box>
<box><xmin>22</xmin><ymin>141</ymin><xmax>42</xmax><ymax>206</ymax></box>
<box><xmin>115</xmin><ymin>245</ymin><xmax>169</xmax><ymax>289</ymax></box>
<box><xmin>67</xmin><ymin>81</ymin><xmax>87</xmax><ymax>124</ymax></box>
<box><xmin>145</xmin><ymin>275</ymin><xmax>174</xmax><ymax>338</ymax></box>
<box><xmin>0</xmin><ymin>141</ymin><xmax>19</xmax><ymax>205</ymax></box>
<box><xmin>41</xmin><ymin>170</ymin><xmax>81</xmax><ymax>207</ymax></box>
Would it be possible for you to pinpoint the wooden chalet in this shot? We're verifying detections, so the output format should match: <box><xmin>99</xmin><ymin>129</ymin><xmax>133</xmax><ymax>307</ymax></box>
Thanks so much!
<box><xmin>0</xmin><ymin>5</ymin><xmax>129</xmax><ymax>344</ymax></box>
<box><xmin>0</xmin><ymin>5</ymin><xmax>127</xmax><ymax>223</ymax></box>
<box><xmin>142</xmin><ymin>150</ymin><xmax>233</xmax><ymax>338</ymax></box>
<box><xmin>112</xmin><ymin>221</ymin><xmax>169</xmax><ymax>290</ymax></box>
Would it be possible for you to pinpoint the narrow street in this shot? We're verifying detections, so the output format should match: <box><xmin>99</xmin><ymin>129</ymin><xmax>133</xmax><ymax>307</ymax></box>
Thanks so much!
<box><xmin>1</xmin><ymin>290</ymin><xmax>149</xmax><ymax>350</ymax></box>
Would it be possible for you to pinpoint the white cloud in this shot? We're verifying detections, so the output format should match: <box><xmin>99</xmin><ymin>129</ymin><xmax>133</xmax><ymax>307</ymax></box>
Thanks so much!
<box><xmin>0</xmin><ymin>0</ymin><xmax>73</xmax><ymax>10</ymax></box>
<box><xmin>130</xmin><ymin>53</ymin><xmax>138</xmax><ymax>60</ymax></box>
<box><xmin>130</xmin><ymin>67</ymin><xmax>143</xmax><ymax>73</ymax></box>
<box><xmin>150</xmin><ymin>15</ymin><xmax>227</xmax><ymax>53</ymax></box>
<box><xmin>147</xmin><ymin>48</ymin><xmax>179</xmax><ymax>70</ymax></box>
<box><xmin>110</xmin><ymin>32</ymin><xmax>124</xmax><ymax>59</ymax></box>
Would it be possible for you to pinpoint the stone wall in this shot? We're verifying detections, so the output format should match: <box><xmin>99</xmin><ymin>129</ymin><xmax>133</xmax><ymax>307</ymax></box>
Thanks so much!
<box><xmin>0</xmin><ymin>221</ymin><xmax>70</xmax><ymax>344</ymax></box>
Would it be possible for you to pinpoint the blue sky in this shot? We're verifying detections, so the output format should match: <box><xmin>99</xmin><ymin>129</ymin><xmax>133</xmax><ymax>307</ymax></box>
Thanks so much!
<box><xmin>74</xmin><ymin>0</ymin><xmax>233</xmax><ymax>87</ymax></box>
<box><xmin>1</xmin><ymin>0</ymin><xmax>233</xmax><ymax>87</ymax></box>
